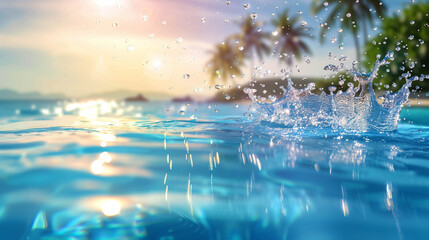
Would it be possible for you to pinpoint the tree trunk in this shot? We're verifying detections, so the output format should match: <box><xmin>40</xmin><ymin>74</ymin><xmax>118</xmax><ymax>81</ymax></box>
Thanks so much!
<box><xmin>250</xmin><ymin>56</ymin><xmax>255</xmax><ymax>80</ymax></box>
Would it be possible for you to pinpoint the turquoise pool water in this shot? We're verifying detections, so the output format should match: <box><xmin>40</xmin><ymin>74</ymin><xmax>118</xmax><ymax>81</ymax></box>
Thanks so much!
<box><xmin>0</xmin><ymin>101</ymin><xmax>428</xmax><ymax>239</ymax></box>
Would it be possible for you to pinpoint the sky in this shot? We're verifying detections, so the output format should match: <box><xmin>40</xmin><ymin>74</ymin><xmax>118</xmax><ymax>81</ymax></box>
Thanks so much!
<box><xmin>0</xmin><ymin>0</ymin><xmax>414</xmax><ymax>98</ymax></box>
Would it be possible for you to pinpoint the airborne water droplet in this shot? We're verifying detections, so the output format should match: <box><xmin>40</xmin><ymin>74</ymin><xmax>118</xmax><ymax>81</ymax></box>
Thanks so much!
<box><xmin>324</xmin><ymin>2</ymin><xmax>329</xmax><ymax>6</ymax></box>
<box><xmin>176</xmin><ymin>37</ymin><xmax>183</xmax><ymax>44</ymax></box>
<box><xmin>243</xmin><ymin>3</ymin><xmax>250</xmax><ymax>9</ymax></box>
<box><xmin>408</xmin><ymin>35</ymin><xmax>414</xmax><ymax>40</ymax></box>
<box><xmin>180</xmin><ymin>110</ymin><xmax>185</xmax><ymax>116</ymax></box>
<box><xmin>183</xmin><ymin>74</ymin><xmax>190</xmax><ymax>79</ymax></box>
<box><xmin>272</xmin><ymin>30</ymin><xmax>279</xmax><ymax>36</ymax></box>
<box><xmin>346</xmin><ymin>13</ymin><xmax>351</xmax><ymax>18</ymax></box>
<box><xmin>301</xmin><ymin>20</ymin><xmax>307</xmax><ymax>26</ymax></box>
<box><xmin>250</xmin><ymin>13</ymin><xmax>257</xmax><ymax>19</ymax></box>
<box><xmin>339</xmin><ymin>56</ymin><xmax>348</xmax><ymax>61</ymax></box>
<box><xmin>225</xmin><ymin>94</ymin><xmax>231</xmax><ymax>100</ymax></box>
<box><xmin>201</xmin><ymin>17</ymin><xmax>206</xmax><ymax>23</ymax></box>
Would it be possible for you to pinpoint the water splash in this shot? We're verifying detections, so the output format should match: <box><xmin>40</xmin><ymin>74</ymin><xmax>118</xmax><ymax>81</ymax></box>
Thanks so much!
<box><xmin>244</xmin><ymin>51</ymin><xmax>429</xmax><ymax>132</ymax></box>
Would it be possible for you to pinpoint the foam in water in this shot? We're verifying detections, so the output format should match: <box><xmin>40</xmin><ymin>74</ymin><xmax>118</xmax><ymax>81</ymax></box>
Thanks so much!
<box><xmin>244</xmin><ymin>51</ymin><xmax>429</xmax><ymax>132</ymax></box>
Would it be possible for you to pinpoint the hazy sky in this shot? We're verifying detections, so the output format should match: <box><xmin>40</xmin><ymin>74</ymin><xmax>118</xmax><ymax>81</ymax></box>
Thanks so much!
<box><xmin>0</xmin><ymin>0</ymin><xmax>412</xmax><ymax>97</ymax></box>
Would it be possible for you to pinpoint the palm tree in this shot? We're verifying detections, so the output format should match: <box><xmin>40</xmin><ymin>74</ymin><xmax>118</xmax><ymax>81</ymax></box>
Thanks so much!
<box><xmin>311</xmin><ymin>0</ymin><xmax>386</xmax><ymax>63</ymax></box>
<box><xmin>272</xmin><ymin>9</ymin><xmax>313</xmax><ymax>66</ymax></box>
<box><xmin>229</xmin><ymin>16</ymin><xmax>271</xmax><ymax>72</ymax></box>
<box><xmin>206</xmin><ymin>41</ymin><xmax>244</xmax><ymax>83</ymax></box>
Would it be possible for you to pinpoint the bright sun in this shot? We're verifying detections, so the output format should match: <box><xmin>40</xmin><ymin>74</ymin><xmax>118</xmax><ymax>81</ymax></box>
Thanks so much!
<box><xmin>93</xmin><ymin>0</ymin><xmax>118</xmax><ymax>7</ymax></box>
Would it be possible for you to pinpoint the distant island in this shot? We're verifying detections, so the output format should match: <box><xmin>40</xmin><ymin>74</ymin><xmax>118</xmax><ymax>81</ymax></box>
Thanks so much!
<box><xmin>171</xmin><ymin>95</ymin><xmax>194</xmax><ymax>103</ymax></box>
<box><xmin>124</xmin><ymin>94</ymin><xmax>148</xmax><ymax>102</ymax></box>
<box><xmin>0</xmin><ymin>89</ymin><xmax>66</xmax><ymax>100</ymax></box>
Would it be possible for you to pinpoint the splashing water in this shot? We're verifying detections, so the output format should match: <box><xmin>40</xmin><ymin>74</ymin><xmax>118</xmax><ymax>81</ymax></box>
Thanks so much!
<box><xmin>244</xmin><ymin>51</ymin><xmax>429</xmax><ymax>132</ymax></box>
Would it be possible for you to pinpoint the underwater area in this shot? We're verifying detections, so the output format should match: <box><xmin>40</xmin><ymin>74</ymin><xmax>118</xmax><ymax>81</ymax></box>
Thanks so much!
<box><xmin>0</xmin><ymin>0</ymin><xmax>429</xmax><ymax>239</ymax></box>
<box><xmin>0</xmin><ymin>98</ymin><xmax>428</xmax><ymax>240</ymax></box>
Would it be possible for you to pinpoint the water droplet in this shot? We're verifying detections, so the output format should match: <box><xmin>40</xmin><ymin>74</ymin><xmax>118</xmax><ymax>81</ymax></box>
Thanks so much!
<box><xmin>142</xmin><ymin>15</ymin><xmax>148</xmax><ymax>21</ymax></box>
<box><xmin>324</xmin><ymin>2</ymin><xmax>329</xmax><ymax>6</ymax></box>
<box><xmin>226</xmin><ymin>0</ymin><xmax>231</xmax><ymax>5</ymax></box>
<box><xmin>215</xmin><ymin>109</ymin><xmax>219</xmax><ymax>113</ymax></box>
<box><xmin>161</xmin><ymin>20</ymin><xmax>167</xmax><ymax>26</ymax></box>
<box><xmin>346</xmin><ymin>13</ymin><xmax>351</xmax><ymax>18</ymax></box>
<box><xmin>409</xmin><ymin>62</ymin><xmax>415</xmax><ymax>69</ymax></box>
<box><xmin>149</xmin><ymin>33</ymin><xmax>155</xmax><ymax>39</ymax></box>
<box><xmin>250</xmin><ymin>13</ymin><xmax>257</xmax><ymax>19</ymax></box>
<box><xmin>225</xmin><ymin>94</ymin><xmax>231</xmax><ymax>100</ymax></box>
<box><xmin>112</xmin><ymin>22</ymin><xmax>118</xmax><ymax>28</ymax></box>
<box><xmin>183</xmin><ymin>74</ymin><xmax>190</xmax><ymax>79</ymax></box>
<box><xmin>301</xmin><ymin>20</ymin><xmax>307</xmax><ymax>26</ymax></box>
<box><xmin>272</xmin><ymin>30</ymin><xmax>279</xmax><ymax>36</ymax></box>
<box><xmin>127</xmin><ymin>45</ymin><xmax>135</xmax><ymax>51</ymax></box>
<box><xmin>238</xmin><ymin>46</ymin><xmax>244</xmax><ymax>51</ymax></box>
<box><xmin>339</xmin><ymin>43</ymin><xmax>344</xmax><ymax>50</ymax></box>
<box><xmin>176</xmin><ymin>37</ymin><xmax>183</xmax><ymax>44</ymax></box>
<box><xmin>180</xmin><ymin>110</ymin><xmax>185</xmax><ymax>115</ymax></box>
<box><xmin>328</xmin><ymin>86</ymin><xmax>337</xmax><ymax>92</ymax></box>
<box><xmin>243</xmin><ymin>3</ymin><xmax>250</xmax><ymax>9</ymax></box>
<box><xmin>201</xmin><ymin>17</ymin><xmax>206</xmax><ymax>23</ymax></box>
<box><xmin>410</xmin><ymin>20</ymin><xmax>415</xmax><ymax>25</ymax></box>
<box><xmin>268</xmin><ymin>95</ymin><xmax>277</xmax><ymax>102</ymax></box>
<box><xmin>304</xmin><ymin>55</ymin><xmax>311</xmax><ymax>64</ymax></box>
<box><xmin>408</xmin><ymin>35</ymin><xmax>414</xmax><ymax>40</ymax></box>
<box><xmin>338</xmin><ymin>28</ymin><xmax>343</xmax><ymax>33</ymax></box>
<box><xmin>331</xmin><ymin>37</ymin><xmax>337</xmax><ymax>43</ymax></box>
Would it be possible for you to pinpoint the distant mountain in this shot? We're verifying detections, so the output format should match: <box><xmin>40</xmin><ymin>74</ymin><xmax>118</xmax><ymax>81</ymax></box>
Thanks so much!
<box><xmin>84</xmin><ymin>89</ymin><xmax>172</xmax><ymax>101</ymax></box>
<box><xmin>0</xmin><ymin>89</ymin><xmax>67</xmax><ymax>100</ymax></box>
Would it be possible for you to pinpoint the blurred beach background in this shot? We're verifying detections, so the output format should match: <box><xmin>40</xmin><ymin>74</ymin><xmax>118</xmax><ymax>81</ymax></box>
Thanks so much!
<box><xmin>0</xmin><ymin>0</ymin><xmax>427</xmax><ymax>103</ymax></box>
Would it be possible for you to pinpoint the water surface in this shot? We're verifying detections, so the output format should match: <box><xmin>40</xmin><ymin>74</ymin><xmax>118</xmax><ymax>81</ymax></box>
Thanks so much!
<box><xmin>0</xmin><ymin>101</ymin><xmax>428</xmax><ymax>240</ymax></box>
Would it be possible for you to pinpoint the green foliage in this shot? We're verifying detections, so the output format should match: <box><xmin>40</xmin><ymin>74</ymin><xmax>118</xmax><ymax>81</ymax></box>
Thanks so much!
<box><xmin>207</xmin><ymin>10</ymin><xmax>313</xmax><ymax>83</ymax></box>
<box><xmin>311</xmin><ymin>0</ymin><xmax>386</xmax><ymax>63</ymax></box>
<box><xmin>272</xmin><ymin>9</ymin><xmax>313</xmax><ymax>66</ymax></box>
<box><xmin>364</xmin><ymin>2</ymin><xmax>429</xmax><ymax>92</ymax></box>
<box><xmin>206</xmin><ymin>42</ymin><xmax>243</xmax><ymax>83</ymax></box>
<box><xmin>229</xmin><ymin>17</ymin><xmax>271</xmax><ymax>61</ymax></box>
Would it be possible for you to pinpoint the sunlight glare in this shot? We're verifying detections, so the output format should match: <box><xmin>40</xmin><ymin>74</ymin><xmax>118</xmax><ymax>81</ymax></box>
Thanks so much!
<box><xmin>94</xmin><ymin>0</ymin><xmax>117</xmax><ymax>7</ymax></box>
<box><xmin>100</xmin><ymin>199</ymin><xmax>121</xmax><ymax>216</ymax></box>
<box><xmin>152</xmin><ymin>60</ymin><xmax>163</xmax><ymax>70</ymax></box>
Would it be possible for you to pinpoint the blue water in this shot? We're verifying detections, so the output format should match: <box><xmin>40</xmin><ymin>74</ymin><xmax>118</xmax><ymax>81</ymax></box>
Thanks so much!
<box><xmin>0</xmin><ymin>100</ymin><xmax>428</xmax><ymax>240</ymax></box>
